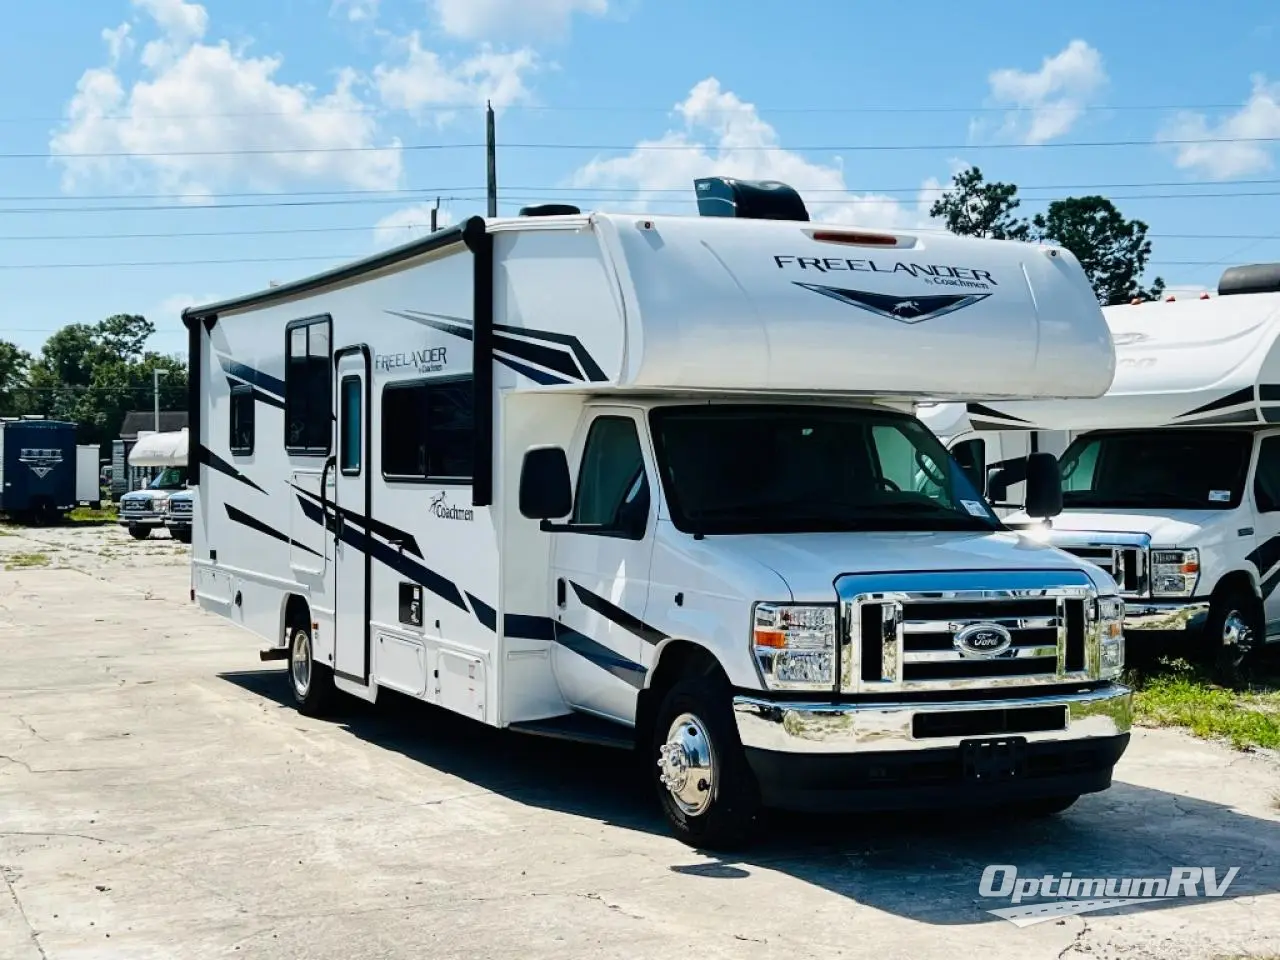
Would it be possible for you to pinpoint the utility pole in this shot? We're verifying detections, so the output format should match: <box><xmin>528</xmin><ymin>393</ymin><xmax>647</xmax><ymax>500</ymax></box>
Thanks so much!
<box><xmin>153</xmin><ymin>369</ymin><xmax>168</xmax><ymax>432</ymax></box>
<box><xmin>486</xmin><ymin>101</ymin><xmax>497</xmax><ymax>218</ymax></box>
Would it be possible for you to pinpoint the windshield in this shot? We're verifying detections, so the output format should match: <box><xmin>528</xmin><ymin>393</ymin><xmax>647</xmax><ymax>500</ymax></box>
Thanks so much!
<box><xmin>147</xmin><ymin>467</ymin><xmax>187</xmax><ymax>491</ymax></box>
<box><xmin>648</xmin><ymin>404</ymin><xmax>1000</xmax><ymax>535</ymax></box>
<box><xmin>1059</xmin><ymin>429</ymin><xmax>1252</xmax><ymax>510</ymax></box>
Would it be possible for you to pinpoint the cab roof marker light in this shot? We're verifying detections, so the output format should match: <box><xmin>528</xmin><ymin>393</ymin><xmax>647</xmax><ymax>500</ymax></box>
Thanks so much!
<box><xmin>807</xmin><ymin>229</ymin><xmax>909</xmax><ymax>248</ymax></box>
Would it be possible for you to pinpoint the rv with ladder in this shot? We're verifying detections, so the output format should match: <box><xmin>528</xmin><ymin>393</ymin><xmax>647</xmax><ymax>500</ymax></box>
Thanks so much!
<box><xmin>183</xmin><ymin>177</ymin><xmax>1132</xmax><ymax>848</ymax></box>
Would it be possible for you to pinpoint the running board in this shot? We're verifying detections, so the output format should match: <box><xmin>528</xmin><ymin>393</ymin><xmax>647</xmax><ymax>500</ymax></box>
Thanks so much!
<box><xmin>509</xmin><ymin>713</ymin><xmax>635</xmax><ymax>750</ymax></box>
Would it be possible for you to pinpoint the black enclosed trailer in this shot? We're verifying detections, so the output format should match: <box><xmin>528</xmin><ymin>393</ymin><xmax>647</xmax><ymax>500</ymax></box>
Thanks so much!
<box><xmin>0</xmin><ymin>419</ymin><xmax>78</xmax><ymax>523</ymax></box>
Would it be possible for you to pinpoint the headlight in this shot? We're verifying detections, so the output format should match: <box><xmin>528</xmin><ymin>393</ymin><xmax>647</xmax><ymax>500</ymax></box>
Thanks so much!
<box><xmin>752</xmin><ymin>602</ymin><xmax>837</xmax><ymax>691</ymax></box>
<box><xmin>1151</xmin><ymin>549</ymin><xmax>1199</xmax><ymax>598</ymax></box>
<box><xmin>1095</xmin><ymin>595</ymin><xmax>1125</xmax><ymax>680</ymax></box>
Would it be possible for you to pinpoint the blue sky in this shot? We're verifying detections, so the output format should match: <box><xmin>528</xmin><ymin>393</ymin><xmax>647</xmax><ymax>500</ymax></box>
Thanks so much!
<box><xmin>2</xmin><ymin>0</ymin><xmax>1279</xmax><ymax>357</ymax></box>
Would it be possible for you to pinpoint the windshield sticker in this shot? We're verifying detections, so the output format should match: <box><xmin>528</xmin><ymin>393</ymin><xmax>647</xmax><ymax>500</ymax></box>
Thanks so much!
<box><xmin>1209</xmin><ymin>489</ymin><xmax>1231</xmax><ymax>502</ymax></box>
<box><xmin>960</xmin><ymin>499</ymin><xmax>990</xmax><ymax>518</ymax></box>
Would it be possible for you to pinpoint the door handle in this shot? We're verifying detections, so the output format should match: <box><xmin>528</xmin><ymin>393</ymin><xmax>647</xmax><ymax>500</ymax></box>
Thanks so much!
<box><xmin>556</xmin><ymin>577</ymin><xmax>566</xmax><ymax>608</ymax></box>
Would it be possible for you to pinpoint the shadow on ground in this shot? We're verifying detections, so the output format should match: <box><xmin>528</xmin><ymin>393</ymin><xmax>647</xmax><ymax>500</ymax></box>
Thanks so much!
<box><xmin>221</xmin><ymin>667</ymin><xmax>1280</xmax><ymax>927</ymax></box>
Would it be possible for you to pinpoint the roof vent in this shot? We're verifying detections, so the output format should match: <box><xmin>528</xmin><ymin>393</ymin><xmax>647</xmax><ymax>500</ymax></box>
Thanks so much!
<box><xmin>1218</xmin><ymin>262</ymin><xmax>1280</xmax><ymax>297</ymax></box>
<box><xmin>518</xmin><ymin>203</ymin><xmax>581</xmax><ymax>217</ymax></box>
<box><xmin>694</xmin><ymin>177</ymin><xmax>810</xmax><ymax>222</ymax></box>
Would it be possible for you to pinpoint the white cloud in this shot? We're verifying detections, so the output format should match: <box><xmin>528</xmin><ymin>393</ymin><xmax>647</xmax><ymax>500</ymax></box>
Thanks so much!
<box><xmin>331</xmin><ymin>0</ymin><xmax>379</xmax><ymax>21</ymax></box>
<box><xmin>156</xmin><ymin>292</ymin><xmax>221</xmax><ymax>320</ymax></box>
<box><xmin>981</xmin><ymin>40</ymin><xmax>1107</xmax><ymax>144</ymax></box>
<box><xmin>102</xmin><ymin>23</ymin><xmax>134</xmax><ymax>65</ymax></box>
<box><xmin>373</xmin><ymin>204</ymin><xmax>455</xmax><ymax>248</ymax></box>
<box><xmin>432</xmin><ymin>0</ymin><xmax>608</xmax><ymax>41</ymax></box>
<box><xmin>50</xmin><ymin>0</ymin><xmax>401</xmax><ymax>195</ymax></box>
<box><xmin>373</xmin><ymin>32</ymin><xmax>537</xmax><ymax>119</ymax></box>
<box><xmin>569</xmin><ymin>78</ymin><xmax>935</xmax><ymax>230</ymax></box>
<box><xmin>1159</xmin><ymin>75</ymin><xmax>1280</xmax><ymax>179</ymax></box>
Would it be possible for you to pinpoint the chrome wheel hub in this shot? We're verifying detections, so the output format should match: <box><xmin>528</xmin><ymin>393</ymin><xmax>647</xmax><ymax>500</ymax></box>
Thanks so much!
<box><xmin>1222</xmin><ymin>610</ymin><xmax>1255</xmax><ymax>656</ymax></box>
<box><xmin>290</xmin><ymin>629</ymin><xmax>312</xmax><ymax>696</ymax></box>
<box><xmin>657</xmin><ymin>712</ymin><xmax>715</xmax><ymax>816</ymax></box>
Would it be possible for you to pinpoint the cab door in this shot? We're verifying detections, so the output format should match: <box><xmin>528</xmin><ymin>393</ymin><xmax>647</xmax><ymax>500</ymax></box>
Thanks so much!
<box><xmin>547</xmin><ymin>409</ymin><xmax>657</xmax><ymax>724</ymax></box>
<box><xmin>1249</xmin><ymin>433</ymin><xmax>1280</xmax><ymax>640</ymax></box>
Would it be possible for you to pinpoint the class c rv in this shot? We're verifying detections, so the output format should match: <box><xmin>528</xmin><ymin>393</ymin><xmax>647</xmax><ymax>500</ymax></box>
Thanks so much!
<box><xmin>922</xmin><ymin>263</ymin><xmax>1280</xmax><ymax>678</ymax></box>
<box><xmin>182</xmin><ymin>177</ymin><xmax>1132</xmax><ymax>849</ymax></box>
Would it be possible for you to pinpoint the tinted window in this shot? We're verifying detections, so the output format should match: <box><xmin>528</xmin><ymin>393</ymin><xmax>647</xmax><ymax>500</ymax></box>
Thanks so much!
<box><xmin>229</xmin><ymin>385</ymin><xmax>255</xmax><ymax>456</ymax></box>
<box><xmin>340</xmin><ymin>376</ymin><xmax>361</xmax><ymax>474</ymax></box>
<box><xmin>572</xmin><ymin>417</ymin><xmax>650</xmax><ymax>537</ymax></box>
<box><xmin>1255</xmin><ymin>437</ymin><xmax>1280</xmax><ymax>513</ymax></box>
<box><xmin>285</xmin><ymin>316</ymin><xmax>332</xmax><ymax>454</ymax></box>
<box><xmin>381</xmin><ymin>377</ymin><xmax>473</xmax><ymax>482</ymax></box>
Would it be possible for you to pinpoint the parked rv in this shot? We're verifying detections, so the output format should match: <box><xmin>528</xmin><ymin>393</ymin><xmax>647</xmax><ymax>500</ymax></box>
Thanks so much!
<box><xmin>167</xmin><ymin>488</ymin><xmax>194</xmax><ymax>543</ymax></box>
<box><xmin>0</xmin><ymin>418</ymin><xmax>102</xmax><ymax>523</ymax></box>
<box><xmin>183</xmin><ymin>179</ymin><xmax>1132</xmax><ymax>848</ymax></box>
<box><xmin>928</xmin><ymin>264</ymin><xmax>1280</xmax><ymax>675</ymax></box>
<box><xmin>118</xmin><ymin>428</ymin><xmax>189</xmax><ymax>539</ymax></box>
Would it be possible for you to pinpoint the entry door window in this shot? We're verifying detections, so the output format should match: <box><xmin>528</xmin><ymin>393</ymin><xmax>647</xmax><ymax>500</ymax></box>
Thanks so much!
<box><xmin>340</xmin><ymin>376</ymin><xmax>362</xmax><ymax>475</ymax></box>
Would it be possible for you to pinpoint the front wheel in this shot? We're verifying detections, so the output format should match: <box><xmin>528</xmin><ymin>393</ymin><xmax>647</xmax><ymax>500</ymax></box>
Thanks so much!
<box><xmin>650</xmin><ymin>672</ymin><xmax>761</xmax><ymax>850</ymax></box>
<box><xmin>288</xmin><ymin>624</ymin><xmax>335</xmax><ymax>717</ymax></box>
<box><xmin>128</xmin><ymin>525</ymin><xmax>151</xmax><ymax>540</ymax></box>
<box><xmin>1003</xmin><ymin>794</ymin><xmax>1080</xmax><ymax>818</ymax></box>
<box><xmin>1203</xmin><ymin>587</ymin><xmax>1262</xmax><ymax>684</ymax></box>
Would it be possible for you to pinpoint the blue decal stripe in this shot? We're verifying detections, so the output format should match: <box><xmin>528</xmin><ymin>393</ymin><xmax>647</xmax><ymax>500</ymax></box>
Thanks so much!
<box><xmin>218</xmin><ymin>356</ymin><xmax>286</xmax><ymax>399</ymax></box>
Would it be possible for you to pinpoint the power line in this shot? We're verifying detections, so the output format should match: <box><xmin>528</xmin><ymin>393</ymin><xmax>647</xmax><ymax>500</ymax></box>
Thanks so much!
<box><xmin>0</xmin><ymin>194</ymin><xmax>482</xmax><ymax>215</ymax></box>
<box><xmin>7</xmin><ymin>176</ymin><xmax>1280</xmax><ymax>204</ymax></box>
<box><xmin>0</xmin><ymin>254</ymin><xmax>361</xmax><ymax>270</ymax></box>
<box><xmin>0</xmin><ymin>101</ymin><xmax>1259</xmax><ymax>123</ymax></box>
<box><xmin>12</xmin><ymin>133</ymin><xmax>1280</xmax><ymax>160</ymax></box>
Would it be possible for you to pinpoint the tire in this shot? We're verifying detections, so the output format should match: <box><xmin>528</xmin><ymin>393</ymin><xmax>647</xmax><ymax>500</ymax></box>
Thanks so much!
<box><xmin>287</xmin><ymin>623</ymin><xmax>335</xmax><ymax>717</ymax></box>
<box><xmin>172</xmin><ymin>529</ymin><xmax>192</xmax><ymax>544</ymax></box>
<box><xmin>1003</xmin><ymin>794</ymin><xmax>1080</xmax><ymax>818</ymax></box>
<box><xmin>1203</xmin><ymin>585</ymin><xmax>1262</xmax><ymax>685</ymax></box>
<box><xmin>650</xmin><ymin>671</ymin><xmax>762</xmax><ymax>850</ymax></box>
<box><xmin>128</xmin><ymin>525</ymin><xmax>151</xmax><ymax>540</ymax></box>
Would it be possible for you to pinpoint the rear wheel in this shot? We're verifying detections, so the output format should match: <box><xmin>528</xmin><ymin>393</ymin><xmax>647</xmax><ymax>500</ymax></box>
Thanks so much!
<box><xmin>287</xmin><ymin>623</ymin><xmax>335</xmax><ymax>717</ymax></box>
<box><xmin>650</xmin><ymin>671</ymin><xmax>761</xmax><ymax>850</ymax></box>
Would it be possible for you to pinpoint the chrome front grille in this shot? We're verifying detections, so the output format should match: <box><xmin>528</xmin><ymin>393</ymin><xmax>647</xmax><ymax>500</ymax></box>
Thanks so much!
<box><xmin>1047</xmin><ymin>534</ymin><xmax>1151</xmax><ymax>599</ymax></box>
<box><xmin>838</xmin><ymin>569</ymin><xmax>1097</xmax><ymax>693</ymax></box>
<box><xmin>169</xmin><ymin>500</ymin><xmax>192</xmax><ymax>515</ymax></box>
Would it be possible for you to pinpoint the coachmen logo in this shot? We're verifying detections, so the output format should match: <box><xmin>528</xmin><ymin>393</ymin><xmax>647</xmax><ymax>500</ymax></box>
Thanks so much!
<box><xmin>793</xmin><ymin>282</ymin><xmax>993</xmax><ymax>325</ymax></box>
<box><xmin>430</xmin><ymin>491</ymin><xmax>474</xmax><ymax>522</ymax></box>
<box><xmin>954</xmin><ymin>622</ymin><xmax>1014</xmax><ymax>659</ymax></box>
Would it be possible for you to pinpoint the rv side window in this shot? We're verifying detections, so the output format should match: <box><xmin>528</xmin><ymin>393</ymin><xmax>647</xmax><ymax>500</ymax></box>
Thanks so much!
<box><xmin>285</xmin><ymin>315</ymin><xmax>332</xmax><ymax>455</ymax></box>
<box><xmin>571</xmin><ymin>416</ymin><xmax>650</xmax><ymax>538</ymax></box>
<box><xmin>1255</xmin><ymin>437</ymin><xmax>1280</xmax><ymax>512</ymax></box>
<box><xmin>339</xmin><ymin>376</ymin><xmax>361</xmax><ymax>475</ymax></box>
<box><xmin>381</xmin><ymin>376</ymin><xmax>473</xmax><ymax>483</ymax></box>
<box><xmin>229</xmin><ymin>384</ymin><xmax>255</xmax><ymax>456</ymax></box>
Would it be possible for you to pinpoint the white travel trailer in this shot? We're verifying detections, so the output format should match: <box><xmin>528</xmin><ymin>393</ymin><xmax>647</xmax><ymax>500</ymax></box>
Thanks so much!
<box><xmin>183</xmin><ymin>179</ymin><xmax>1132</xmax><ymax>848</ymax></box>
<box><xmin>939</xmin><ymin>264</ymin><xmax>1280</xmax><ymax>674</ymax></box>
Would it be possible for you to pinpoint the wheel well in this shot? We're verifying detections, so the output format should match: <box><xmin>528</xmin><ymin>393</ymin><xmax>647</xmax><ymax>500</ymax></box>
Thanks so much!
<box><xmin>635</xmin><ymin>640</ymin><xmax>724</xmax><ymax>747</ymax></box>
<box><xmin>1212</xmin><ymin>570</ymin><xmax>1261</xmax><ymax>607</ymax></box>
<box><xmin>282</xmin><ymin>594</ymin><xmax>310</xmax><ymax>644</ymax></box>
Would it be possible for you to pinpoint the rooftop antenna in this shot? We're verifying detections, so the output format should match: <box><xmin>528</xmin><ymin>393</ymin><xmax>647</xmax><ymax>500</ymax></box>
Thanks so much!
<box><xmin>486</xmin><ymin>101</ymin><xmax>497</xmax><ymax>218</ymax></box>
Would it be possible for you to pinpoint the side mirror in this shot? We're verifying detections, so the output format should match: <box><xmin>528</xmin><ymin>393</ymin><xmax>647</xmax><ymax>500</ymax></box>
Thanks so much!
<box><xmin>987</xmin><ymin>457</ymin><xmax>1029</xmax><ymax>505</ymax></box>
<box><xmin>519</xmin><ymin>446</ymin><xmax>572</xmax><ymax>520</ymax></box>
<box><xmin>951</xmin><ymin>439</ymin><xmax>987</xmax><ymax>495</ymax></box>
<box><xmin>1024</xmin><ymin>452</ymin><xmax>1063</xmax><ymax>519</ymax></box>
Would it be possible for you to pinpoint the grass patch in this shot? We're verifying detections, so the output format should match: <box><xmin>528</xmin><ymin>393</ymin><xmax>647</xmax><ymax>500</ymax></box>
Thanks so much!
<box><xmin>4</xmin><ymin>552</ymin><xmax>51</xmax><ymax>570</ymax></box>
<box><xmin>68</xmin><ymin>504</ymin><xmax>118</xmax><ymax>524</ymax></box>
<box><xmin>0</xmin><ymin>526</ymin><xmax>15</xmax><ymax>536</ymax></box>
<box><xmin>1129</xmin><ymin>657</ymin><xmax>1280</xmax><ymax>751</ymax></box>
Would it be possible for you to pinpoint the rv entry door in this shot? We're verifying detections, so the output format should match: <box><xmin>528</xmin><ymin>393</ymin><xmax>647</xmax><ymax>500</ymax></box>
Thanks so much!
<box><xmin>333</xmin><ymin>348</ymin><xmax>371</xmax><ymax>684</ymax></box>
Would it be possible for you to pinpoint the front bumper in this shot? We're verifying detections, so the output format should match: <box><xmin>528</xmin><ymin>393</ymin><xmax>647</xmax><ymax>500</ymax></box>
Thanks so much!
<box><xmin>119</xmin><ymin>512</ymin><xmax>165</xmax><ymax>527</ymax></box>
<box><xmin>733</xmin><ymin>683</ymin><xmax>1132</xmax><ymax>813</ymax></box>
<box><xmin>1122</xmin><ymin>600</ymin><xmax>1210</xmax><ymax>632</ymax></box>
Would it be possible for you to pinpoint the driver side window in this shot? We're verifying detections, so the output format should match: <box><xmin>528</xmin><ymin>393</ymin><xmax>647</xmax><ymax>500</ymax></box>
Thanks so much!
<box><xmin>1254</xmin><ymin>437</ymin><xmax>1280</xmax><ymax>513</ymax></box>
<box><xmin>572</xmin><ymin>416</ymin><xmax>651</xmax><ymax>538</ymax></box>
<box><xmin>872</xmin><ymin>423</ymin><xmax>947</xmax><ymax>495</ymax></box>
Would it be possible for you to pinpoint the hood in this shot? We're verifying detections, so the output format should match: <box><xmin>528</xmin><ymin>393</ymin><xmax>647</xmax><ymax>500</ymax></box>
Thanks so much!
<box><xmin>1005</xmin><ymin>508</ymin><xmax>1211</xmax><ymax>548</ymax></box>
<box><xmin>689</xmin><ymin>529</ymin><xmax>1111</xmax><ymax>600</ymax></box>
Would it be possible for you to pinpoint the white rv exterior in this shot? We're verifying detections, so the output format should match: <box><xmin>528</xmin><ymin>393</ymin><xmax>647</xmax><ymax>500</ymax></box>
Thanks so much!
<box><xmin>183</xmin><ymin>197</ymin><xmax>1132</xmax><ymax>848</ymax></box>
<box><xmin>943</xmin><ymin>269</ymin><xmax>1280</xmax><ymax>672</ymax></box>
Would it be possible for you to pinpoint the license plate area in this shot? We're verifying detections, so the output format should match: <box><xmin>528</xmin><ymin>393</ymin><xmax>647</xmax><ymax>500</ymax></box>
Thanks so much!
<box><xmin>961</xmin><ymin>736</ymin><xmax>1028</xmax><ymax>781</ymax></box>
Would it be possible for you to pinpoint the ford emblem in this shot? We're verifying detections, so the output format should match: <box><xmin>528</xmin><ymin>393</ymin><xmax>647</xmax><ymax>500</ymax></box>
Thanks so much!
<box><xmin>954</xmin><ymin>622</ymin><xmax>1014</xmax><ymax>659</ymax></box>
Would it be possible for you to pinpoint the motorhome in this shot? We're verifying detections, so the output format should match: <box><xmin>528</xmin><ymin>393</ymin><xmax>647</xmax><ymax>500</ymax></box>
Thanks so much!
<box><xmin>182</xmin><ymin>179</ymin><xmax>1132</xmax><ymax>848</ymax></box>
<box><xmin>931</xmin><ymin>264</ymin><xmax>1280</xmax><ymax>675</ymax></box>
<box><xmin>118</xmin><ymin>428</ymin><xmax>189</xmax><ymax>539</ymax></box>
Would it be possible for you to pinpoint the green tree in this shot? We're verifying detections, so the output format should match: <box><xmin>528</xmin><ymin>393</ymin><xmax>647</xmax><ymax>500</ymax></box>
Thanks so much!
<box><xmin>1031</xmin><ymin>197</ymin><xmax>1165</xmax><ymax>305</ymax></box>
<box><xmin>929</xmin><ymin>166</ymin><xmax>1031</xmax><ymax>241</ymax></box>
<box><xmin>0</xmin><ymin>339</ymin><xmax>33</xmax><ymax>417</ymax></box>
<box><xmin>26</xmin><ymin>314</ymin><xmax>187</xmax><ymax>447</ymax></box>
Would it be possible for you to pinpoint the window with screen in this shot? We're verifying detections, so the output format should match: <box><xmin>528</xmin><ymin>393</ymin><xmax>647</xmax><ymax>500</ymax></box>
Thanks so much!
<box><xmin>229</xmin><ymin>384</ymin><xmax>255</xmax><ymax>456</ymax></box>
<box><xmin>285</xmin><ymin>316</ymin><xmax>332</xmax><ymax>455</ymax></box>
<box><xmin>381</xmin><ymin>376</ymin><xmax>473</xmax><ymax>483</ymax></box>
<box><xmin>340</xmin><ymin>376</ymin><xmax>362</xmax><ymax>475</ymax></box>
